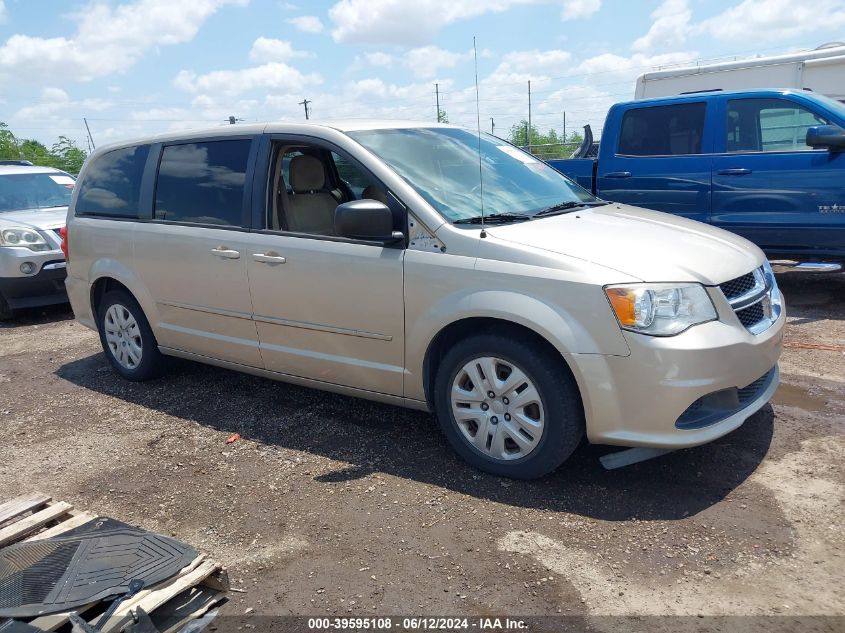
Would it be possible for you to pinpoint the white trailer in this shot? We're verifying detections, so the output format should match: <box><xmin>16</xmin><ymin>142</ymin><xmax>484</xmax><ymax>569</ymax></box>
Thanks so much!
<box><xmin>635</xmin><ymin>43</ymin><xmax>845</xmax><ymax>102</ymax></box>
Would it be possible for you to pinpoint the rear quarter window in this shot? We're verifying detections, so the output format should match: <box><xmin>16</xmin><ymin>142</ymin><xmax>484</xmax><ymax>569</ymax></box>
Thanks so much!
<box><xmin>76</xmin><ymin>145</ymin><xmax>150</xmax><ymax>218</ymax></box>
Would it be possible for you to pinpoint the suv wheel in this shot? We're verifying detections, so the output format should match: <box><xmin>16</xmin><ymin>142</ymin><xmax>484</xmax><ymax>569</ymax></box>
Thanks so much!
<box><xmin>433</xmin><ymin>331</ymin><xmax>583</xmax><ymax>479</ymax></box>
<box><xmin>97</xmin><ymin>289</ymin><xmax>165</xmax><ymax>381</ymax></box>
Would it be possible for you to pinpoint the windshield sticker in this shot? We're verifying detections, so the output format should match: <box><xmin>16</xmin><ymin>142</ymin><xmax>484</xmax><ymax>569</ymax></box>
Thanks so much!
<box><xmin>497</xmin><ymin>145</ymin><xmax>540</xmax><ymax>164</ymax></box>
<box><xmin>49</xmin><ymin>175</ymin><xmax>75</xmax><ymax>186</ymax></box>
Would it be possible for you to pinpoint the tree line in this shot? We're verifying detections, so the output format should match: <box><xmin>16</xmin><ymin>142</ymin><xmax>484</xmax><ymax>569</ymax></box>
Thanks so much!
<box><xmin>0</xmin><ymin>122</ymin><xmax>87</xmax><ymax>175</ymax></box>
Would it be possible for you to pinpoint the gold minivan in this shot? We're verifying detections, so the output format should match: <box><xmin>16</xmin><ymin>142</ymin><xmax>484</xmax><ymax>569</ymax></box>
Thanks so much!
<box><xmin>64</xmin><ymin>122</ymin><xmax>784</xmax><ymax>478</ymax></box>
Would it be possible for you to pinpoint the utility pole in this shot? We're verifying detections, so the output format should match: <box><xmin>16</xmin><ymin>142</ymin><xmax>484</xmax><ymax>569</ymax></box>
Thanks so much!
<box><xmin>562</xmin><ymin>111</ymin><xmax>566</xmax><ymax>143</ymax></box>
<box><xmin>435</xmin><ymin>83</ymin><xmax>440</xmax><ymax>122</ymax></box>
<box><xmin>490</xmin><ymin>117</ymin><xmax>494</xmax><ymax>135</ymax></box>
<box><xmin>527</xmin><ymin>80</ymin><xmax>532</xmax><ymax>153</ymax></box>
<box><xmin>83</xmin><ymin>117</ymin><xmax>95</xmax><ymax>150</ymax></box>
<box><xmin>299</xmin><ymin>99</ymin><xmax>311</xmax><ymax>120</ymax></box>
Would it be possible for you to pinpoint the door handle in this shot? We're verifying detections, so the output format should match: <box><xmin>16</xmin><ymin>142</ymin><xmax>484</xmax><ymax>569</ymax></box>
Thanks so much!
<box><xmin>252</xmin><ymin>253</ymin><xmax>287</xmax><ymax>264</ymax></box>
<box><xmin>604</xmin><ymin>171</ymin><xmax>632</xmax><ymax>179</ymax></box>
<box><xmin>210</xmin><ymin>246</ymin><xmax>240</xmax><ymax>259</ymax></box>
<box><xmin>717</xmin><ymin>168</ymin><xmax>752</xmax><ymax>176</ymax></box>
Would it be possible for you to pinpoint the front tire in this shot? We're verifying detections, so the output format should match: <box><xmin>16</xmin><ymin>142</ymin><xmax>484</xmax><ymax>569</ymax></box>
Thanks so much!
<box><xmin>97</xmin><ymin>289</ymin><xmax>165</xmax><ymax>381</ymax></box>
<box><xmin>0</xmin><ymin>294</ymin><xmax>13</xmax><ymax>322</ymax></box>
<box><xmin>433</xmin><ymin>331</ymin><xmax>584</xmax><ymax>479</ymax></box>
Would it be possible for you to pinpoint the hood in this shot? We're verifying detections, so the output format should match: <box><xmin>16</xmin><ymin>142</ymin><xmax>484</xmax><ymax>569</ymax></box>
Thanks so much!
<box><xmin>486</xmin><ymin>204</ymin><xmax>763</xmax><ymax>285</ymax></box>
<box><xmin>0</xmin><ymin>207</ymin><xmax>68</xmax><ymax>231</ymax></box>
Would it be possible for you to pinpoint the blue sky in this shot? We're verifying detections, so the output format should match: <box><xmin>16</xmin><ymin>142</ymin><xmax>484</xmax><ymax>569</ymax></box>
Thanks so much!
<box><xmin>1</xmin><ymin>0</ymin><xmax>843</xmax><ymax>149</ymax></box>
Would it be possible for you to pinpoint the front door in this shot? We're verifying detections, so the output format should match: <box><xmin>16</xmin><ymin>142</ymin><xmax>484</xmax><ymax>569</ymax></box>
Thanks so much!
<box><xmin>597</xmin><ymin>100</ymin><xmax>713</xmax><ymax>223</ymax></box>
<box><xmin>711</xmin><ymin>96</ymin><xmax>845</xmax><ymax>258</ymax></box>
<box><xmin>246</xmin><ymin>140</ymin><xmax>406</xmax><ymax>395</ymax></box>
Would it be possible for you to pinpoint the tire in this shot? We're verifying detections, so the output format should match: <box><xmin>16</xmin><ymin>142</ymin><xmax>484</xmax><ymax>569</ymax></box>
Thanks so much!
<box><xmin>0</xmin><ymin>294</ymin><xmax>13</xmax><ymax>322</ymax></box>
<box><xmin>96</xmin><ymin>289</ymin><xmax>165</xmax><ymax>381</ymax></box>
<box><xmin>433</xmin><ymin>330</ymin><xmax>584</xmax><ymax>479</ymax></box>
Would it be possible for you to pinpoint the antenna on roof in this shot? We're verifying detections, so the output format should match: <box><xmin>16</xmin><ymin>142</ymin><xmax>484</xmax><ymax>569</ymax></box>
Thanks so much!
<box><xmin>473</xmin><ymin>36</ymin><xmax>486</xmax><ymax>239</ymax></box>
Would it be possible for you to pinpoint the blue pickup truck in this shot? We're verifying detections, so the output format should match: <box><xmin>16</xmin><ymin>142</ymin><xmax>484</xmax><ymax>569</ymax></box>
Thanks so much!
<box><xmin>549</xmin><ymin>90</ymin><xmax>845</xmax><ymax>268</ymax></box>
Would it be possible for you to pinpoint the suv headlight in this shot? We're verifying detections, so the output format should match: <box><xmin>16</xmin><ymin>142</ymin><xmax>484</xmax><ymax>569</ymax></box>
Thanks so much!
<box><xmin>0</xmin><ymin>227</ymin><xmax>50</xmax><ymax>251</ymax></box>
<box><xmin>605</xmin><ymin>283</ymin><xmax>717</xmax><ymax>336</ymax></box>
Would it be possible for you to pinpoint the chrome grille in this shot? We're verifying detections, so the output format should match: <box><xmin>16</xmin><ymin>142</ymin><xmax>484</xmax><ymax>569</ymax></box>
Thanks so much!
<box><xmin>719</xmin><ymin>272</ymin><xmax>756</xmax><ymax>300</ymax></box>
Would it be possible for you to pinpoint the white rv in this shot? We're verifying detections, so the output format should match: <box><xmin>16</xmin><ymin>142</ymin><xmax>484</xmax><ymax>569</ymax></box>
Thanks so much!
<box><xmin>635</xmin><ymin>43</ymin><xmax>845</xmax><ymax>102</ymax></box>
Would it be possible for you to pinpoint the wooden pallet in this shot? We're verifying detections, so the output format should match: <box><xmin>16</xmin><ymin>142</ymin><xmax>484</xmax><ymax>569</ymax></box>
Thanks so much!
<box><xmin>0</xmin><ymin>493</ymin><xmax>228</xmax><ymax>633</ymax></box>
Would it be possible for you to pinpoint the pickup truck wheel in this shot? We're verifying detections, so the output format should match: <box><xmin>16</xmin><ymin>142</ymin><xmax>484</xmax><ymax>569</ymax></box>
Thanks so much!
<box><xmin>97</xmin><ymin>289</ymin><xmax>165</xmax><ymax>381</ymax></box>
<box><xmin>434</xmin><ymin>332</ymin><xmax>584</xmax><ymax>479</ymax></box>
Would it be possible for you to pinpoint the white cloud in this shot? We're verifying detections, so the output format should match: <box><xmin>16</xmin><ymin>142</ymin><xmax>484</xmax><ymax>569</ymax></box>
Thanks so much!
<box><xmin>0</xmin><ymin>0</ymin><xmax>248</xmax><ymax>84</ymax></box>
<box><xmin>174</xmin><ymin>63</ymin><xmax>322</xmax><ymax>97</ymax></box>
<box><xmin>364</xmin><ymin>51</ymin><xmax>394</xmax><ymax>67</ymax></box>
<box><xmin>632</xmin><ymin>0</ymin><xmax>691</xmax><ymax>51</ymax></box>
<box><xmin>328</xmin><ymin>0</ymin><xmax>537</xmax><ymax>45</ymax></box>
<box><xmin>14</xmin><ymin>87</ymin><xmax>112</xmax><ymax>121</ymax></box>
<box><xmin>404</xmin><ymin>46</ymin><xmax>473</xmax><ymax>79</ymax></box>
<box><xmin>561</xmin><ymin>0</ymin><xmax>600</xmax><ymax>20</ymax></box>
<box><xmin>286</xmin><ymin>15</ymin><xmax>324</xmax><ymax>33</ymax></box>
<box><xmin>695</xmin><ymin>0</ymin><xmax>845</xmax><ymax>41</ymax></box>
<box><xmin>248</xmin><ymin>37</ymin><xmax>312</xmax><ymax>63</ymax></box>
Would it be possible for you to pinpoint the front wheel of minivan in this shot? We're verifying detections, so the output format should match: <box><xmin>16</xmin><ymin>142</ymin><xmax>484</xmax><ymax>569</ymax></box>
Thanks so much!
<box><xmin>97</xmin><ymin>289</ymin><xmax>166</xmax><ymax>381</ymax></box>
<box><xmin>433</xmin><ymin>331</ymin><xmax>584</xmax><ymax>479</ymax></box>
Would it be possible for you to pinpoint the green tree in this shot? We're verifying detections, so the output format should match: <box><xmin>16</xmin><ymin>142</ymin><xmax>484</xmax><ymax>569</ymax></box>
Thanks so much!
<box><xmin>507</xmin><ymin>120</ymin><xmax>585</xmax><ymax>159</ymax></box>
<box><xmin>0</xmin><ymin>122</ymin><xmax>87</xmax><ymax>174</ymax></box>
<box><xmin>437</xmin><ymin>108</ymin><xmax>449</xmax><ymax>124</ymax></box>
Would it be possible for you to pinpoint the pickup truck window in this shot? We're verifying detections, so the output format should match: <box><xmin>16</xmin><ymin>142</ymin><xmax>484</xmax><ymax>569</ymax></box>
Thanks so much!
<box><xmin>347</xmin><ymin>127</ymin><xmax>593</xmax><ymax>222</ymax></box>
<box><xmin>726</xmin><ymin>98</ymin><xmax>830</xmax><ymax>152</ymax></box>
<box><xmin>618</xmin><ymin>102</ymin><xmax>706</xmax><ymax>156</ymax></box>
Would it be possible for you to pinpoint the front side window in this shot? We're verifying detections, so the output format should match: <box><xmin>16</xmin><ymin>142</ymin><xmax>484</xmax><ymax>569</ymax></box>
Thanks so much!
<box><xmin>726</xmin><ymin>98</ymin><xmax>830</xmax><ymax>152</ymax></box>
<box><xmin>154</xmin><ymin>139</ymin><xmax>251</xmax><ymax>226</ymax></box>
<box><xmin>77</xmin><ymin>145</ymin><xmax>149</xmax><ymax>217</ymax></box>
<box><xmin>346</xmin><ymin>128</ymin><xmax>594</xmax><ymax>223</ymax></box>
<box><xmin>618</xmin><ymin>103</ymin><xmax>707</xmax><ymax>156</ymax></box>
<box><xmin>0</xmin><ymin>172</ymin><xmax>74</xmax><ymax>212</ymax></box>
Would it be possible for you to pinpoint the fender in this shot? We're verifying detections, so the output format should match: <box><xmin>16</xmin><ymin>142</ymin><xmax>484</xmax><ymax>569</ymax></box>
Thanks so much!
<box><xmin>87</xmin><ymin>258</ymin><xmax>161</xmax><ymax>334</ymax></box>
<box><xmin>404</xmin><ymin>288</ymin><xmax>631</xmax><ymax>402</ymax></box>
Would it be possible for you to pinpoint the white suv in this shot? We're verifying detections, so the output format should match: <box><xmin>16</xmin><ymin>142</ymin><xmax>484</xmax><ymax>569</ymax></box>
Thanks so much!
<box><xmin>0</xmin><ymin>161</ymin><xmax>73</xmax><ymax>319</ymax></box>
<box><xmin>63</xmin><ymin>122</ymin><xmax>784</xmax><ymax>478</ymax></box>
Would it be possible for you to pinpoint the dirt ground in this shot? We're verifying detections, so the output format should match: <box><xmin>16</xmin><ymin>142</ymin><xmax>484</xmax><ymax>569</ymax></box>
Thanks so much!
<box><xmin>1</xmin><ymin>271</ymin><xmax>843</xmax><ymax>632</ymax></box>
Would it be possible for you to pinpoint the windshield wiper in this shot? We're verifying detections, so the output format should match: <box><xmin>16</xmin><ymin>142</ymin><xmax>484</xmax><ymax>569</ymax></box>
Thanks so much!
<box><xmin>453</xmin><ymin>213</ymin><xmax>533</xmax><ymax>225</ymax></box>
<box><xmin>533</xmin><ymin>200</ymin><xmax>609</xmax><ymax>217</ymax></box>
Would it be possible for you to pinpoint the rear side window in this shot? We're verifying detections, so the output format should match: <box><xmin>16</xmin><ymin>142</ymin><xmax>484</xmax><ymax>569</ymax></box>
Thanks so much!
<box><xmin>154</xmin><ymin>139</ymin><xmax>251</xmax><ymax>226</ymax></box>
<box><xmin>76</xmin><ymin>145</ymin><xmax>150</xmax><ymax>217</ymax></box>
<box><xmin>618</xmin><ymin>103</ymin><xmax>706</xmax><ymax>156</ymax></box>
<box><xmin>726</xmin><ymin>98</ymin><xmax>830</xmax><ymax>152</ymax></box>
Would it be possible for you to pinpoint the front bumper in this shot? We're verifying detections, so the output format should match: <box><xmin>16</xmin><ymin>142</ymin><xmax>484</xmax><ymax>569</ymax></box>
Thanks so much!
<box><xmin>0</xmin><ymin>247</ymin><xmax>67</xmax><ymax>310</ymax></box>
<box><xmin>570</xmin><ymin>307</ymin><xmax>785</xmax><ymax>449</ymax></box>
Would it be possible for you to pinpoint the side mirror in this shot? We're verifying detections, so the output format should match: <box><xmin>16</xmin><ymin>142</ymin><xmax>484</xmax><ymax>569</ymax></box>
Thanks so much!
<box><xmin>334</xmin><ymin>199</ymin><xmax>403</xmax><ymax>243</ymax></box>
<box><xmin>806</xmin><ymin>125</ymin><xmax>845</xmax><ymax>151</ymax></box>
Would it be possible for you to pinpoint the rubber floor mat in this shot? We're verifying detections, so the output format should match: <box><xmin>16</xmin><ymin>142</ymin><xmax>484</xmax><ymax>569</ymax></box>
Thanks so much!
<box><xmin>0</xmin><ymin>518</ymin><xmax>197</xmax><ymax>618</ymax></box>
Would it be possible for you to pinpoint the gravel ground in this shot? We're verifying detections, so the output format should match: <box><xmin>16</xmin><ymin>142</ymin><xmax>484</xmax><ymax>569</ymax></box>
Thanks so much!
<box><xmin>1</xmin><ymin>271</ymin><xmax>843</xmax><ymax>631</ymax></box>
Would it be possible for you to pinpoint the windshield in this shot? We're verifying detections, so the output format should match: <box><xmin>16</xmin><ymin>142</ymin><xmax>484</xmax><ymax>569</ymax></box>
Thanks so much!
<box><xmin>0</xmin><ymin>172</ymin><xmax>74</xmax><ymax>212</ymax></box>
<box><xmin>347</xmin><ymin>127</ymin><xmax>595</xmax><ymax>222</ymax></box>
<box><xmin>812</xmin><ymin>94</ymin><xmax>845</xmax><ymax>122</ymax></box>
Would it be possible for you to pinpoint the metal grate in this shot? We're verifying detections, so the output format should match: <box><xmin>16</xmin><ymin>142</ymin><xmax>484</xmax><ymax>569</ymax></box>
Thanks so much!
<box><xmin>736</xmin><ymin>302</ymin><xmax>765</xmax><ymax>328</ymax></box>
<box><xmin>719</xmin><ymin>272</ymin><xmax>757</xmax><ymax>300</ymax></box>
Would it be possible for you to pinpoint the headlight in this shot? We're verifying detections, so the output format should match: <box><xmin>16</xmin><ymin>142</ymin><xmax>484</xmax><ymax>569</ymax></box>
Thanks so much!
<box><xmin>762</xmin><ymin>259</ymin><xmax>784</xmax><ymax>317</ymax></box>
<box><xmin>605</xmin><ymin>283</ymin><xmax>717</xmax><ymax>336</ymax></box>
<box><xmin>0</xmin><ymin>227</ymin><xmax>50</xmax><ymax>251</ymax></box>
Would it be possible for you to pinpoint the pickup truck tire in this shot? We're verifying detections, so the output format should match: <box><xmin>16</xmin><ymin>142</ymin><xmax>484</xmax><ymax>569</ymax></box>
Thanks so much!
<box><xmin>96</xmin><ymin>289</ymin><xmax>166</xmax><ymax>381</ymax></box>
<box><xmin>434</xmin><ymin>332</ymin><xmax>584</xmax><ymax>479</ymax></box>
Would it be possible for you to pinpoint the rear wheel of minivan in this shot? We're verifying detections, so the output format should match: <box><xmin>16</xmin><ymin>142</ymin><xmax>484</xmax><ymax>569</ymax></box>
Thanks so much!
<box><xmin>96</xmin><ymin>289</ymin><xmax>165</xmax><ymax>381</ymax></box>
<box><xmin>433</xmin><ymin>331</ymin><xmax>584</xmax><ymax>479</ymax></box>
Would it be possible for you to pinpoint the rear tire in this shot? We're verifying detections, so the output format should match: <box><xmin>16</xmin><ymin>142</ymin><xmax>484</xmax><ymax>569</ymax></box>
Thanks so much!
<box><xmin>96</xmin><ymin>289</ymin><xmax>165</xmax><ymax>381</ymax></box>
<box><xmin>433</xmin><ymin>330</ymin><xmax>584</xmax><ymax>479</ymax></box>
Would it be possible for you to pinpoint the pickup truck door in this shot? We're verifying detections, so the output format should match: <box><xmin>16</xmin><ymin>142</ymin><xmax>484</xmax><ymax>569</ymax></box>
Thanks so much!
<box><xmin>596</xmin><ymin>101</ymin><xmax>713</xmax><ymax>223</ymax></box>
<box><xmin>711</xmin><ymin>95</ymin><xmax>845</xmax><ymax>259</ymax></box>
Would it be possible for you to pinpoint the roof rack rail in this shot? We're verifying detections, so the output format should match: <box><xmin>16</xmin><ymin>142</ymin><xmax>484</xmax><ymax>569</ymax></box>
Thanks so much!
<box><xmin>0</xmin><ymin>160</ymin><xmax>34</xmax><ymax>166</ymax></box>
<box><xmin>679</xmin><ymin>88</ymin><xmax>723</xmax><ymax>95</ymax></box>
